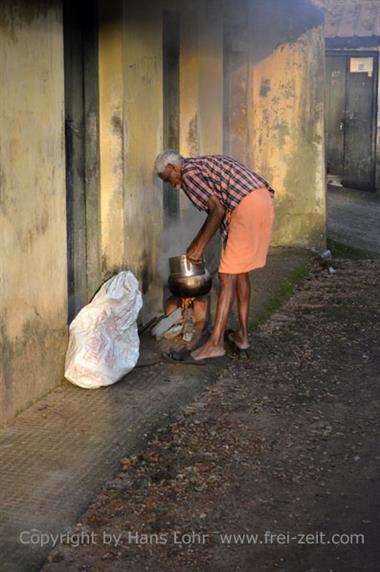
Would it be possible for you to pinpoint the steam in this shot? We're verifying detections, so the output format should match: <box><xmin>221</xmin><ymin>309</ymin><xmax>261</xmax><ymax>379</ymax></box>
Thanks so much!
<box><xmin>158</xmin><ymin>205</ymin><xmax>221</xmax><ymax>283</ymax></box>
<box><xmin>158</xmin><ymin>207</ymin><xmax>206</xmax><ymax>283</ymax></box>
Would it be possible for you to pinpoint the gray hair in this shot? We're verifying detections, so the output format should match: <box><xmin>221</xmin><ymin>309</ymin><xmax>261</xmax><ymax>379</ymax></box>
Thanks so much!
<box><xmin>154</xmin><ymin>149</ymin><xmax>184</xmax><ymax>175</ymax></box>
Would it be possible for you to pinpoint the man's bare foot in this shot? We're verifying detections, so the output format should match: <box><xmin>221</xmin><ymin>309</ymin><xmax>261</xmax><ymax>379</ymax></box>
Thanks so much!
<box><xmin>227</xmin><ymin>330</ymin><xmax>250</xmax><ymax>350</ymax></box>
<box><xmin>190</xmin><ymin>339</ymin><xmax>226</xmax><ymax>361</ymax></box>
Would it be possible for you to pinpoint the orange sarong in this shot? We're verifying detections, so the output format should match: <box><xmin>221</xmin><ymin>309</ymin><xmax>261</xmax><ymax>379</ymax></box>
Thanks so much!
<box><xmin>219</xmin><ymin>187</ymin><xmax>275</xmax><ymax>274</ymax></box>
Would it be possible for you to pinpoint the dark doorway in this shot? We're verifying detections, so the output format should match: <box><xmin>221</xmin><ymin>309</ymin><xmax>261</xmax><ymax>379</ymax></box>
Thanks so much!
<box><xmin>162</xmin><ymin>10</ymin><xmax>180</xmax><ymax>222</ymax></box>
<box><xmin>64</xmin><ymin>0</ymin><xmax>101</xmax><ymax>321</ymax></box>
<box><xmin>326</xmin><ymin>51</ymin><xmax>378</xmax><ymax>190</ymax></box>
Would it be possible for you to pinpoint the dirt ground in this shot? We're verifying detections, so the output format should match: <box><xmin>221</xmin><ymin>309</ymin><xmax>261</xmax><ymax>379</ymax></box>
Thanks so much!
<box><xmin>43</xmin><ymin>254</ymin><xmax>379</xmax><ymax>572</ymax></box>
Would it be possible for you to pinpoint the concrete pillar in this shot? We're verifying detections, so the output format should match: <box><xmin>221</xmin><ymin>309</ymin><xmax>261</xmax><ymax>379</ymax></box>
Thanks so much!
<box><xmin>179</xmin><ymin>0</ymin><xmax>224</xmax><ymax>157</ymax></box>
<box><xmin>98</xmin><ymin>0</ymin><xmax>125</xmax><ymax>272</ymax></box>
<box><xmin>179</xmin><ymin>2</ymin><xmax>201</xmax><ymax>158</ymax></box>
<box><xmin>179</xmin><ymin>0</ymin><xmax>224</xmax><ymax>221</ymax></box>
<box><xmin>0</xmin><ymin>0</ymin><xmax>67</xmax><ymax>425</ymax></box>
<box><xmin>123</xmin><ymin>0</ymin><xmax>164</xmax><ymax>319</ymax></box>
<box><xmin>223</xmin><ymin>0</ymin><xmax>251</xmax><ymax>163</ymax></box>
<box><xmin>198</xmin><ymin>0</ymin><xmax>224</xmax><ymax>154</ymax></box>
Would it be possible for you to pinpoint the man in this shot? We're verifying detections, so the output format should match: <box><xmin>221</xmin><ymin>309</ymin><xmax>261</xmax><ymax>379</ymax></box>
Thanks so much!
<box><xmin>154</xmin><ymin>150</ymin><xmax>275</xmax><ymax>362</ymax></box>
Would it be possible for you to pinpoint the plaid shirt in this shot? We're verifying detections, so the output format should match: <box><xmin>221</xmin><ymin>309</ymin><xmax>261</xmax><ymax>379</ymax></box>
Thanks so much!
<box><xmin>181</xmin><ymin>155</ymin><xmax>275</xmax><ymax>240</ymax></box>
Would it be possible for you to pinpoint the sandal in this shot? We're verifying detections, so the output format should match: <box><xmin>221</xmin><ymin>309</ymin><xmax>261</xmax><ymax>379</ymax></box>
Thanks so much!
<box><xmin>161</xmin><ymin>350</ymin><xmax>225</xmax><ymax>366</ymax></box>
<box><xmin>225</xmin><ymin>329</ymin><xmax>251</xmax><ymax>353</ymax></box>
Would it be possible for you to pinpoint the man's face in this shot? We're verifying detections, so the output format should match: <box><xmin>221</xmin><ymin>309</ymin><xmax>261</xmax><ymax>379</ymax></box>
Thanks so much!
<box><xmin>160</xmin><ymin>162</ymin><xmax>182</xmax><ymax>190</ymax></box>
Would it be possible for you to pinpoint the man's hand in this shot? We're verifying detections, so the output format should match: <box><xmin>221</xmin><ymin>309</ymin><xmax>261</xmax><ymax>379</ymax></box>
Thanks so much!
<box><xmin>186</xmin><ymin>242</ymin><xmax>203</xmax><ymax>264</ymax></box>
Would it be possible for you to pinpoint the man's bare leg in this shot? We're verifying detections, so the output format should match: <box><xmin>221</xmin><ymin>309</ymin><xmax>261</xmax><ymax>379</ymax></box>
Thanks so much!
<box><xmin>191</xmin><ymin>273</ymin><xmax>235</xmax><ymax>360</ymax></box>
<box><xmin>230</xmin><ymin>272</ymin><xmax>250</xmax><ymax>349</ymax></box>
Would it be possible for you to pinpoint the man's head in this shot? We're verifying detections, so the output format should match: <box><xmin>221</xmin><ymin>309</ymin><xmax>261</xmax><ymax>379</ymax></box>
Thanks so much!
<box><xmin>154</xmin><ymin>150</ymin><xmax>184</xmax><ymax>190</ymax></box>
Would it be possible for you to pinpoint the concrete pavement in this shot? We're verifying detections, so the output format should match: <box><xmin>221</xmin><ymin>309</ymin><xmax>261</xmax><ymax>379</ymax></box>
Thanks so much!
<box><xmin>327</xmin><ymin>186</ymin><xmax>380</xmax><ymax>255</ymax></box>
<box><xmin>42</xmin><ymin>255</ymin><xmax>380</xmax><ymax>572</ymax></box>
<box><xmin>0</xmin><ymin>247</ymin><xmax>311</xmax><ymax>572</ymax></box>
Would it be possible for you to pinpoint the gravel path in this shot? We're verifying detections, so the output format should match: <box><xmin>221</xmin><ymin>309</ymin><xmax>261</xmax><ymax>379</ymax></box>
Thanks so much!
<box><xmin>43</xmin><ymin>256</ymin><xmax>380</xmax><ymax>572</ymax></box>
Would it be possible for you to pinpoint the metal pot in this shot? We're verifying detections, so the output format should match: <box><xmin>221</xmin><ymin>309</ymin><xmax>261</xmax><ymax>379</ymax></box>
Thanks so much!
<box><xmin>168</xmin><ymin>255</ymin><xmax>212</xmax><ymax>298</ymax></box>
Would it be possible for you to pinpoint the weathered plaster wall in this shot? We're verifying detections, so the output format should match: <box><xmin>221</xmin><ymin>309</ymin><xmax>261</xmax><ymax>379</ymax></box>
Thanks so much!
<box><xmin>225</xmin><ymin>0</ymin><xmax>326</xmax><ymax>249</ymax></box>
<box><xmin>179</xmin><ymin>0</ymin><xmax>223</xmax><ymax>157</ymax></box>
<box><xmin>98</xmin><ymin>0</ymin><xmax>125</xmax><ymax>274</ymax></box>
<box><xmin>179</xmin><ymin>0</ymin><xmax>224</xmax><ymax>260</ymax></box>
<box><xmin>313</xmin><ymin>0</ymin><xmax>380</xmax><ymax>38</ymax></box>
<box><xmin>179</xmin><ymin>2</ymin><xmax>201</xmax><ymax>159</ymax></box>
<box><xmin>198</xmin><ymin>0</ymin><xmax>224</xmax><ymax>155</ymax></box>
<box><xmin>123</xmin><ymin>0</ymin><xmax>164</xmax><ymax>321</ymax></box>
<box><xmin>98</xmin><ymin>0</ymin><xmax>164</xmax><ymax>322</ymax></box>
<box><xmin>98</xmin><ymin>0</ymin><xmax>224</xmax><ymax>321</ymax></box>
<box><xmin>173</xmin><ymin>0</ymin><xmax>223</xmax><ymax>272</ymax></box>
<box><xmin>0</xmin><ymin>0</ymin><xmax>328</xmax><ymax>425</ymax></box>
<box><xmin>0</xmin><ymin>1</ymin><xmax>67</xmax><ymax>426</ymax></box>
<box><xmin>250</xmin><ymin>27</ymin><xmax>326</xmax><ymax>247</ymax></box>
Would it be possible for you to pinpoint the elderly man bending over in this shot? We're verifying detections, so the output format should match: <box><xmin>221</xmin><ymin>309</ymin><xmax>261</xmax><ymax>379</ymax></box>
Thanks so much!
<box><xmin>154</xmin><ymin>150</ymin><xmax>275</xmax><ymax>362</ymax></box>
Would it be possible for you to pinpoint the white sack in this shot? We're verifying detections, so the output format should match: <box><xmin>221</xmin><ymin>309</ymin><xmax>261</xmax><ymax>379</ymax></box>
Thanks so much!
<box><xmin>65</xmin><ymin>271</ymin><xmax>143</xmax><ymax>389</ymax></box>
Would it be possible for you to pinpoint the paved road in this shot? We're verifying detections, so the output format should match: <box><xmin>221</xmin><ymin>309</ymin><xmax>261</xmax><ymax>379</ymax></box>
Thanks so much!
<box><xmin>327</xmin><ymin>186</ymin><xmax>380</xmax><ymax>255</ymax></box>
<box><xmin>43</xmin><ymin>255</ymin><xmax>380</xmax><ymax>572</ymax></box>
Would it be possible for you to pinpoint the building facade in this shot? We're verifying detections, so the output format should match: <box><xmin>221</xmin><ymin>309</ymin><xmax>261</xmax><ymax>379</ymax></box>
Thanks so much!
<box><xmin>0</xmin><ymin>0</ymin><xmax>326</xmax><ymax>425</ymax></box>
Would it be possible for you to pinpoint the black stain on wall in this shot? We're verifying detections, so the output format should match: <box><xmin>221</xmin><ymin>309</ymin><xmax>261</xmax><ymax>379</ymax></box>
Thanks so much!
<box><xmin>111</xmin><ymin>113</ymin><xmax>123</xmax><ymax>137</ymax></box>
<box><xmin>187</xmin><ymin>113</ymin><xmax>199</xmax><ymax>156</ymax></box>
<box><xmin>260</xmin><ymin>79</ymin><xmax>271</xmax><ymax>97</ymax></box>
<box><xmin>140</xmin><ymin>250</ymin><xmax>154</xmax><ymax>295</ymax></box>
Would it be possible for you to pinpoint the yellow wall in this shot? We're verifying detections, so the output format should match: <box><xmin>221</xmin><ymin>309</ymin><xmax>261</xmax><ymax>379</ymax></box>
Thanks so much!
<box><xmin>198</xmin><ymin>0</ymin><xmax>224</xmax><ymax>155</ymax></box>
<box><xmin>225</xmin><ymin>0</ymin><xmax>326</xmax><ymax>249</ymax></box>
<box><xmin>0</xmin><ymin>0</ymin><xmax>67</xmax><ymax>426</ymax></box>
<box><xmin>98</xmin><ymin>0</ymin><xmax>327</xmax><ymax>321</ymax></box>
<box><xmin>250</xmin><ymin>28</ymin><xmax>326</xmax><ymax>247</ymax></box>
<box><xmin>179</xmin><ymin>0</ymin><xmax>224</xmax><ymax>218</ymax></box>
<box><xmin>98</xmin><ymin>0</ymin><xmax>125</xmax><ymax>274</ymax></box>
<box><xmin>98</xmin><ymin>0</ymin><xmax>165</xmax><ymax>321</ymax></box>
<box><xmin>123</xmin><ymin>0</ymin><xmax>164</xmax><ymax>321</ymax></box>
<box><xmin>179</xmin><ymin>0</ymin><xmax>223</xmax><ymax>156</ymax></box>
<box><xmin>98</xmin><ymin>0</ymin><xmax>225</xmax><ymax>320</ymax></box>
<box><xmin>0</xmin><ymin>0</ymin><xmax>327</xmax><ymax>425</ymax></box>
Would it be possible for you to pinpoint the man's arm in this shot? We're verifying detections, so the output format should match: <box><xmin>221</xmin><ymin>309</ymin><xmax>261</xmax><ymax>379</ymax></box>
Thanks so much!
<box><xmin>186</xmin><ymin>195</ymin><xmax>226</xmax><ymax>263</ymax></box>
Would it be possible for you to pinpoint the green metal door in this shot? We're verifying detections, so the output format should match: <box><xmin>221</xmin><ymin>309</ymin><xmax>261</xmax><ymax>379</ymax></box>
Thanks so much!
<box><xmin>326</xmin><ymin>52</ymin><xmax>377</xmax><ymax>190</ymax></box>
<box><xmin>344</xmin><ymin>56</ymin><xmax>376</xmax><ymax>188</ymax></box>
<box><xmin>326</xmin><ymin>55</ymin><xmax>346</xmax><ymax>177</ymax></box>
